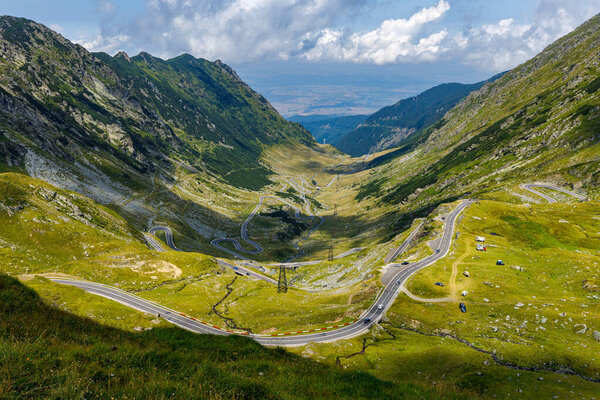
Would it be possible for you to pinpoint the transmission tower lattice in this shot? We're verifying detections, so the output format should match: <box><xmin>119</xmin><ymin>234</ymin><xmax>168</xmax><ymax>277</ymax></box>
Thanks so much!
<box><xmin>328</xmin><ymin>228</ymin><xmax>335</xmax><ymax>261</ymax></box>
<box><xmin>277</xmin><ymin>266</ymin><xmax>288</xmax><ymax>293</ymax></box>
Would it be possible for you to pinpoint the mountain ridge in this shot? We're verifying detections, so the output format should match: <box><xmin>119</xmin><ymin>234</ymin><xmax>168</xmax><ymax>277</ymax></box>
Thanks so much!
<box><xmin>336</xmin><ymin>75</ymin><xmax>504</xmax><ymax>156</ymax></box>
<box><xmin>356</xmin><ymin>13</ymin><xmax>600</xmax><ymax>206</ymax></box>
<box><xmin>0</xmin><ymin>15</ymin><xmax>315</xmax><ymax>190</ymax></box>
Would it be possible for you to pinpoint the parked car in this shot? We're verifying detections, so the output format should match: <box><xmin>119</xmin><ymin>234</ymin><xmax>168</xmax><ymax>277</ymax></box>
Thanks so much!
<box><xmin>496</xmin><ymin>260</ymin><xmax>505</xmax><ymax>265</ymax></box>
<box><xmin>459</xmin><ymin>303</ymin><xmax>467</xmax><ymax>313</ymax></box>
<box><xmin>461</xmin><ymin>290</ymin><xmax>469</xmax><ymax>297</ymax></box>
<box><xmin>463</xmin><ymin>271</ymin><xmax>470</xmax><ymax>277</ymax></box>
<box><xmin>435</xmin><ymin>282</ymin><xmax>445</xmax><ymax>287</ymax></box>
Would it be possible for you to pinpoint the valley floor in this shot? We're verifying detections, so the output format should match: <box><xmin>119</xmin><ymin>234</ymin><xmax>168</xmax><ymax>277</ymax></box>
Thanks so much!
<box><xmin>1</xmin><ymin>148</ymin><xmax>599</xmax><ymax>398</ymax></box>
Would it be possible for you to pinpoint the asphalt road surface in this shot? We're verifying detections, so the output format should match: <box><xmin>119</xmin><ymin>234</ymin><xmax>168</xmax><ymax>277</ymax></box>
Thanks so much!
<box><xmin>521</xmin><ymin>183</ymin><xmax>586</xmax><ymax>203</ymax></box>
<box><xmin>54</xmin><ymin>200</ymin><xmax>473</xmax><ymax>346</ymax></box>
<box><xmin>148</xmin><ymin>226</ymin><xmax>179</xmax><ymax>250</ymax></box>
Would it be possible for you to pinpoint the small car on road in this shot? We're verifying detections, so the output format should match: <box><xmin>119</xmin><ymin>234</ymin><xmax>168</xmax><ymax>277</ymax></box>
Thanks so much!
<box><xmin>377</xmin><ymin>304</ymin><xmax>383</xmax><ymax>310</ymax></box>
<box><xmin>401</xmin><ymin>261</ymin><xmax>409</xmax><ymax>265</ymax></box>
<box><xmin>363</xmin><ymin>318</ymin><xmax>371</xmax><ymax>324</ymax></box>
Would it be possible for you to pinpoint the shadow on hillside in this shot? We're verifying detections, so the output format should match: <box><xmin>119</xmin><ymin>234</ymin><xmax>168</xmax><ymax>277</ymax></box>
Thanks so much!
<box><xmin>0</xmin><ymin>274</ymin><xmax>439</xmax><ymax>399</ymax></box>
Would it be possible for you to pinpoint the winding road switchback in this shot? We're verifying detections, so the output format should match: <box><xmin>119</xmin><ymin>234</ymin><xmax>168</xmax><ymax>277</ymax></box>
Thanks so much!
<box><xmin>145</xmin><ymin>226</ymin><xmax>276</xmax><ymax>284</ymax></box>
<box><xmin>521</xmin><ymin>183</ymin><xmax>586</xmax><ymax>203</ymax></box>
<box><xmin>53</xmin><ymin>200</ymin><xmax>473</xmax><ymax>346</ymax></box>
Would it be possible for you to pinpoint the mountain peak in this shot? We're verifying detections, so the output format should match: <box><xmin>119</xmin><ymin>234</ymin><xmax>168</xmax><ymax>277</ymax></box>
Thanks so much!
<box><xmin>115</xmin><ymin>51</ymin><xmax>131</xmax><ymax>62</ymax></box>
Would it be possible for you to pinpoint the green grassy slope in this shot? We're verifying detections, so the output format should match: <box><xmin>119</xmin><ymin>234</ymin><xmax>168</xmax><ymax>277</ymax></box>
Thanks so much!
<box><xmin>357</xmin><ymin>15</ymin><xmax>600</xmax><ymax>207</ymax></box>
<box><xmin>300</xmin><ymin>198</ymin><xmax>600</xmax><ymax>399</ymax></box>
<box><xmin>0</xmin><ymin>274</ymin><xmax>476</xmax><ymax>399</ymax></box>
<box><xmin>0</xmin><ymin>172</ymin><xmax>219</xmax><ymax>290</ymax></box>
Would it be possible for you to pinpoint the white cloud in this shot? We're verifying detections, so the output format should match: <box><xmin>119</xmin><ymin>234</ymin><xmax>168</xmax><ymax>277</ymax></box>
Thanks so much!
<box><xmin>457</xmin><ymin>0</ymin><xmax>600</xmax><ymax>71</ymax></box>
<box><xmin>301</xmin><ymin>0</ymin><xmax>450</xmax><ymax>64</ymax></box>
<box><xmin>49</xmin><ymin>24</ymin><xmax>64</xmax><ymax>34</ymax></box>
<box><xmin>77</xmin><ymin>34</ymin><xmax>130</xmax><ymax>54</ymax></box>
<box><xmin>97</xmin><ymin>0</ymin><xmax>116</xmax><ymax>13</ymax></box>
<box><xmin>77</xmin><ymin>0</ymin><xmax>600</xmax><ymax>71</ymax></box>
<box><xmin>87</xmin><ymin>0</ymin><xmax>367</xmax><ymax>62</ymax></box>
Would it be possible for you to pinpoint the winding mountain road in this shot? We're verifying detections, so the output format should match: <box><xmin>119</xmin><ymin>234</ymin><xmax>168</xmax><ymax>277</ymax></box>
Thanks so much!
<box><xmin>521</xmin><ymin>183</ymin><xmax>586</xmax><ymax>203</ymax></box>
<box><xmin>148</xmin><ymin>226</ymin><xmax>179</xmax><ymax>250</ymax></box>
<box><xmin>53</xmin><ymin>200</ymin><xmax>473</xmax><ymax>346</ymax></box>
<box><xmin>210</xmin><ymin>176</ymin><xmax>336</xmax><ymax>260</ymax></box>
<box><xmin>145</xmin><ymin>226</ymin><xmax>276</xmax><ymax>284</ymax></box>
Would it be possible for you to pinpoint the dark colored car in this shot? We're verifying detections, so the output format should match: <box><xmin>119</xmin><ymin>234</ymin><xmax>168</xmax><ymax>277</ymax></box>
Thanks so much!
<box><xmin>435</xmin><ymin>282</ymin><xmax>445</xmax><ymax>287</ymax></box>
<box><xmin>459</xmin><ymin>303</ymin><xmax>467</xmax><ymax>313</ymax></box>
<box><xmin>364</xmin><ymin>318</ymin><xmax>371</xmax><ymax>324</ymax></box>
<box><xmin>401</xmin><ymin>261</ymin><xmax>409</xmax><ymax>265</ymax></box>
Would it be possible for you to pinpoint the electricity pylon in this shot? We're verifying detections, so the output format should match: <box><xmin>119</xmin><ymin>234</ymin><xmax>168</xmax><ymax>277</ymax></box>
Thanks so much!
<box><xmin>328</xmin><ymin>228</ymin><xmax>335</xmax><ymax>261</ymax></box>
<box><xmin>277</xmin><ymin>266</ymin><xmax>287</xmax><ymax>293</ymax></box>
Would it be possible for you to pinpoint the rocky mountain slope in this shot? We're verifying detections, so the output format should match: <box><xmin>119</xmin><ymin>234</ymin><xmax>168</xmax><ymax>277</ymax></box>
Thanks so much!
<box><xmin>0</xmin><ymin>16</ymin><xmax>314</xmax><ymax>192</ymax></box>
<box><xmin>337</xmin><ymin>77</ymin><xmax>502</xmax><ymax>157</ymax></box>
<box><xmin>289</xmin><ymin>114</ymin><xmax>367</xmax><ymax>144</ymax></box>
<box><xmin>357</xmin><ymin>14</ymin><xmax>600</xmax><ymax>207</ymax></box>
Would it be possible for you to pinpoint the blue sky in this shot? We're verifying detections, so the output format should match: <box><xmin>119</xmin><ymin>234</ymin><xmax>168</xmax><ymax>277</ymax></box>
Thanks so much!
<box><xmin>2</xmin><ymin>0</ymin><xmax>599</xmax><ymax>116</ymax></box>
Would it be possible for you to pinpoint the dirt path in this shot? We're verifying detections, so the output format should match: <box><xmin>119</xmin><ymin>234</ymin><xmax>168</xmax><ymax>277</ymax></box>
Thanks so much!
<box><xmin>449</xmin><ymin>248</ymin><xmax>471</xmax><ymax>299</ymax></box>
<box><xmin>399</xmin><ymin>285</ymin><xmax>454</xmax><ymax>303</ymax></box>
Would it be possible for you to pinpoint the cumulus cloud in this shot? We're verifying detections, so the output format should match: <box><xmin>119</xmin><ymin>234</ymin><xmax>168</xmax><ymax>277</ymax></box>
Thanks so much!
<box><xmin>87</xmin><ymin>0</ymin><xmax>367</xmax><ymax>62</ymax></box>
<box><xmin>77</xmin><ymin>34</ymin><xmax>131</xmax><ymax>54</ymax></box>
<box><xmin>300</xmin><ymin>0</ymin><xmax>450</xmax><ymax>64</ymax></box>
<box><xmin>77</xmin><ymin>0</ymin><xmax>600</xmax><ymax>71</ymax></box>
<box><xmin>457</xmin><ymin>0</ymin><xmax>600</xmax><ymax>71</ymax></box>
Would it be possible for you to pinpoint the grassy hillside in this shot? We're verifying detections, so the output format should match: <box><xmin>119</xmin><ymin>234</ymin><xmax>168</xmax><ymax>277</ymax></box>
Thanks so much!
<box><xmin>299</xmin><ymin>198</ymin><xmax>600</xmax><ymax>399</ymax></box>
<box><xmin>355</xmin><ymin>15</ymin><xmax>600</xmax><ymax>208</ymax></box>
<box><xmin>0</xmin><ymin>274</ymin><xmax>478</xmax><ymax>399</ymax></box>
